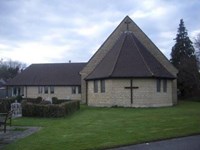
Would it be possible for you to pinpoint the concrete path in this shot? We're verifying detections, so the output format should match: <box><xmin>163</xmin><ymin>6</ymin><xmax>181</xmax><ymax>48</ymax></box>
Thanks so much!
<box><xmin>0</xmin><ymin>126</ymin><xmax>41</xmax><ymax>149</ymax></box>
<box><xmin>108</xmin><ymin>135</ymin><xmax>200</xmax><ymax>150</ymax></box>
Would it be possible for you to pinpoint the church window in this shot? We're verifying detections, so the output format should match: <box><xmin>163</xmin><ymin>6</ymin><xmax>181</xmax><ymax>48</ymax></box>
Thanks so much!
<box><xmin>163</xmin><ymin>80</ymin><xmax>167</xmax><ymax>92</ymax></box>
<box><xmin>72</xmin><ymin>86</ymin><xmax>76</xmax><ymax>94</ymax></box>
<box><xmin>156</xmin><ymin>79</ymin><xmax>161</xmax><ymax>92</ymax></box>
<box><xmin>94</xmin><ymin>80</ymin><xmax>98</xmax><ymax>93</ymax></box>
<box><xmin>100</xmin><ymin>80</ymin><xmax>105</xmax><ymax>93</ymax></box>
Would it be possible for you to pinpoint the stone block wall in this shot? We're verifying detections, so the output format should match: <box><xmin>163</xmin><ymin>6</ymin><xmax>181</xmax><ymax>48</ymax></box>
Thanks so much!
<box><xmin>87</xmin><ymin>78</ymin><xmax>173</xmax><ymax>107</ymax></box>
<box><xmin>24</xmin><ymin>86</ymin><xmax>81</xmax><ymax>100</ymax></box>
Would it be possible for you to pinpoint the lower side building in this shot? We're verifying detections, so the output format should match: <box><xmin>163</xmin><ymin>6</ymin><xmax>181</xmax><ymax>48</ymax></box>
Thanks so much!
<box><xmin>8</xmin><ymin>86</ymin><xmax>81</xmax><ymax>100</ymax></box>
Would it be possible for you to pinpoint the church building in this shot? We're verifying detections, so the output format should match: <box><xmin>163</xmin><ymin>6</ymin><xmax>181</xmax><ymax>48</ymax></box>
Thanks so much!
<box><xmin>7</xmin><ymin>16</ymin><xmax>178</xmax><ymax>107</ymax></box>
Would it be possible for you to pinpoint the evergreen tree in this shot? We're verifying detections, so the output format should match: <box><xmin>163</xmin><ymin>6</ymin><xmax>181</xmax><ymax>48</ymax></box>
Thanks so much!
<box><xmin>171</xmin><ymin>19</ymin><xmax>200</xmax><ymax>98</ymax></box>
<box><xmin>194</xmin><ymin>33</ymin><xmax>200</xmax><ymax>59</ymax></box>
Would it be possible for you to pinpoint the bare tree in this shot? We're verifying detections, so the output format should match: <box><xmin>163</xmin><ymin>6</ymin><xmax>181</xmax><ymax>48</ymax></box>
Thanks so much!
<box><xmin>0</xmin><ymin>59</ymin><xmax>26</xmax><ymax>81</ymax></box>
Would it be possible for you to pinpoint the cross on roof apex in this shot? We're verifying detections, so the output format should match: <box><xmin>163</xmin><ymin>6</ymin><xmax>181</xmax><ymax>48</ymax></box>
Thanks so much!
<box><xmin>124</xmin><ymin>19</ymin><xmax>131</xmax><ymax>31</ymax></box>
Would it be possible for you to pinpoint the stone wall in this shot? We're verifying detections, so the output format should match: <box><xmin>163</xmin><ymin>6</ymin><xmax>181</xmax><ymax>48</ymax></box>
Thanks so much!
<box><xmin>23</xmin><ymin>86</ymin><xmax>81</xmax><ymax>100</ymax></box>
<box><xmin>87</xmin><ymin>79</ymin><xmax>173</xmax><ymax>107</ymax></box>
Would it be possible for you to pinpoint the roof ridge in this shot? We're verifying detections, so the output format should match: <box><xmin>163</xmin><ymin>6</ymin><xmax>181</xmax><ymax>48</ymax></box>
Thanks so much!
<box><xmin>109</xmin><ymin>32</ymin><xmax>127</xmax><ymax>77</ymax></box>
<box><xmin>32</xmin><ymin>62</ymin><xmax>86</xmax><ymax>65</ymax></box>
<box><xmin>130</xmin><ymin>34</ymin><xmax>154</xmax><ymax>76</ymax></box>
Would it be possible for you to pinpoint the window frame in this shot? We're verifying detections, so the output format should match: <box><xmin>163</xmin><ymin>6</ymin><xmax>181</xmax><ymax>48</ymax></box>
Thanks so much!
<box><xmin>13</xmin><ymin>87</ymin><xmax>17</xmax><ymax>96</ymax></box>
<box><xmin>94</xmin><ymin>80</ymin><xmax>98</xmax><ymax>93</ymax></box>
<box><xmin>100</xmin><ymin>80</ymin><xmax>105</xmax><ymax>93</ymax></box>
<box><xmin>38</xmin><ymin>86</ymin><xmax>43</xmax><ymax>94</ymax></box>
<box><xmin>163</xmin><ymin>80</ymin><xmax>167</xmax><ymax>92</ymax></box>
<box><xmin>50</xmin><ymin>86</ymin><xmax>54</xmax><ymax>94</ymax></box>
<box><xmin>44</xmin><ymin>86</ymin><xmax>48</xmax><ymax>94</ymax></box>
<box><xmin>156</xmin><ymin>79</ymin><xmax>161</xmax><ymax>92</ymax></box>
<box><xmin>78</xmin><ymin>86</ymin><xmax>81</xmax><ymax>94</ymax></box>
<box><xmin>72</xmin><ymin>86</ymin><xmax>76</xmax><ymax>94</ymax></box>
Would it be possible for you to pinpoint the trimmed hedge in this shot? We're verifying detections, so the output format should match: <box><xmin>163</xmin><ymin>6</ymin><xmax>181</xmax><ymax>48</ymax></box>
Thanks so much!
<box><xmin>52</xmin><ymin>97</ymin><xmax>71</xmax><ymax>104</ymax></box>
<box><xmin>25</xmin><ymin>97</ymin><xmax>43</xmax><ymax>104</ymax></box>
<box><xmin>21</xmin><ymin>100</ymin><xmax>80</xmax><ymax>117</ymax></box>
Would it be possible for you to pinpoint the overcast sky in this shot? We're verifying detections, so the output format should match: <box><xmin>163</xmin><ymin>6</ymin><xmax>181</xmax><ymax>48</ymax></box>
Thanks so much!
<box><xmin>0</xmin><ymin>0</ymin><xmax>200</xmax><ymax>65</ymax></box>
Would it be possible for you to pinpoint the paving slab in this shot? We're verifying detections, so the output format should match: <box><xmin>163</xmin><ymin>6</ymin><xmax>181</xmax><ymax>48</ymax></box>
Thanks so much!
<box><xmin>0</xmin><ymin>126</ymin><xmax>41</xmax><ymax>149</ymax></box>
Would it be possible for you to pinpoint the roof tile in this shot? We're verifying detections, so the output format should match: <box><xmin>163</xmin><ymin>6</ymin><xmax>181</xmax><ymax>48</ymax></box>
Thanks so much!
<box><xmin>86</xmin><ymin>32</ymin><xmax>175</xmax><ymax>80</ymax></box>
<box><xmin>7</xmin><ymin>63</ymin><xmax>86</xmax><ymax>86</ymax></box>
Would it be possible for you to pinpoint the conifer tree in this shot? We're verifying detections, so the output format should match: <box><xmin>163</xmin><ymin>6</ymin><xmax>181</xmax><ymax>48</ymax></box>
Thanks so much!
<box><xmin>171</xmin><ymin>19</ymin><xmax>200</xmax><ymax>98</ymax></box>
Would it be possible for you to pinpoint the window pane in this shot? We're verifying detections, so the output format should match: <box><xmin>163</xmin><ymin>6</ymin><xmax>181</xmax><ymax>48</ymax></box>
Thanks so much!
<box><xmin>94</xmin><ymin>80</ymin><xmax>98</xmax><ymax>93</ymax></box>
<box><xmin>100</xmin><ymin>80</ymin><xmax>105</xmax><ymax>93</ymax></box>
<box><xmin>50</xmin><ymin>86</ymin><xmax>54</xmax><ymax>94</ymax></box>
<box><xmin>38</xmin><ymin>86</ymin><xmax>43</xmax><ymax>94</ymax></box>
<box><xmin>21</xmin><ymin>87</ymin><xmax>24</xmax><ymax>96</ymax></box>
<box><xmin>13</xmin><ymin>87</ymin><xmax>17</xmax><ymax>95</ymax></box>
<box><xmin>157</xmin><ymin>79</ymin><xmax>161</xmax><ymax>92</ymax></box>
<box><xmin>44</xmin><ymin>86</ymin><xmax>48</xmax><ymax>94</ymax></box>
<box><xmin>72</xmin><ymin>86</ymin><xmax>76</xmax><ymax>94</ymax></box>
<box><xmin>78</xmin><ymin>86</ymin><xmax>81</xmax><ymax>94</ymax></box>
<box><xmin>163</xmin><ymin>80</ymin><xmax>167</xmax><ymax>92</ymax></box>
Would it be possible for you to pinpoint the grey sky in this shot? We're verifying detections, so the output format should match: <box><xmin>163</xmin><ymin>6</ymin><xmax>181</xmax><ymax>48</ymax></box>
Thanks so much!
<box><xmin>0</xmin><ymin>0</ymin><xmax>200</xmax><ymax>65</ymax></box>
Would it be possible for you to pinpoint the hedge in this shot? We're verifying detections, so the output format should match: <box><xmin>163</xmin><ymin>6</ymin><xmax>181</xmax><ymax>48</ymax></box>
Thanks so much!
<box><xmin>52</xmin><ymin>97</ymin><xmax>71</xmax><ymax>104</ymax></box>
<box><xmin>25</xmin><ymin>97</ymin><xmax>43</xmax><ymax>104</ymax></box>
<box><xmin>21</xmin><ymin>100</ymin><xmax>80</xmax><ymax>117</ymax></box>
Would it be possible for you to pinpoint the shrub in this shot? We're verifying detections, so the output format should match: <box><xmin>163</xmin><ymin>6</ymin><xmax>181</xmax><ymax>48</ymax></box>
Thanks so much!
<box><xmin>22</xmin><ymin>100</ymin><xmax>80</xmax><ymax>117</ymax></box>
<box><xmin>0</xmin><ymin>97</ymin><xmax>16</xmax><ymax>113</ymax></box>
<box><xmin>52</xmin><ymin>97</ymin><xmax>58</xmax><ymax>104</ymax></box>
<box><xmin>36</xmin><ymin>97</ymin><xmax>43</xmax><ymax>103</ymax></box>
<box><xmin>16</xmin><ymin>95</ymin><xmax>23</xmax><ymax>103</ymax></box>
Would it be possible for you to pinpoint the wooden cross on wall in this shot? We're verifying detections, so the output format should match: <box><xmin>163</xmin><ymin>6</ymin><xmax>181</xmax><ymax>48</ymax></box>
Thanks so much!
<box><xmin>125</xmin><ymin>79</ymin><xmax>139</xmax><ymax>104</ymax></box>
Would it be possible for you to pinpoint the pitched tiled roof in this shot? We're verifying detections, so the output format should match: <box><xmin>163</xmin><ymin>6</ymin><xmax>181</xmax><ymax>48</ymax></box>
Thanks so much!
<box><xmin>86</xmin><ymin>31</ymin><xmax>175</xmax><ymax>80</ymax></box>
<box><xmin>6</xmin><ymin>63</ymin><xmax>86</xmax><ymax>86</ymax></box>
<box><xmin>81</xmin><ymin>16</ymin><xmax>178</xmax><ymax>79</ymax></box>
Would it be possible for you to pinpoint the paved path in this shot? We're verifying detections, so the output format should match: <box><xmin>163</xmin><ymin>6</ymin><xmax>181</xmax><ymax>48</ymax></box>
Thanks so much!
<box><xmin>108</xmin><ymin>135</ymin><xmax>200</xmax><ymax>150</ymax></box>
<box><xmin>0</xmin><ymin>126</ymin><xmax>41</xmax><ymax>149</ymax></box>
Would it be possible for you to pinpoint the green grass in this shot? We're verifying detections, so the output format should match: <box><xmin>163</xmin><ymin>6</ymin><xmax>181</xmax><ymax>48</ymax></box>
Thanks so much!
<box><xmin>3</xmin><ymin>101</ymin><xmax>200</xmax><ymax>150</ymax></box>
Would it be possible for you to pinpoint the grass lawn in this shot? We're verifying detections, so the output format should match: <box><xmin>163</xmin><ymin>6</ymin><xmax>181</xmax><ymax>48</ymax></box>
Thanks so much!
<box><xmin>3</xmin><ymin>101</ymin><xmax>200</xmax><ymax>150</ymax></box>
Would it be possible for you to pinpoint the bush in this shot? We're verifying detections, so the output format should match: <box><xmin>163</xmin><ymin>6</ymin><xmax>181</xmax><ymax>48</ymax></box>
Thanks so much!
<box><xmin>52</xmin><ymin>97</ymin><xmax>58</xmax><ymax>104</ymax></box>
<box><xmin>0</xmin><ymin>97</ymin><xmax>16</xmax><ymax>113</ymax></box>
<box><xmin>16</xmin><ymin>95</ymin><xmax>23</xmax><ymax>103</ymax></box>
<box><xmin>36</xmin><ymin>97</ymin><xmax>43</xmax><ymax>102</ymax></box>
<box><xmin>22</xmin><ymin>100</ymin><xmax>80</xmax><ymax>117</ymax></box>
